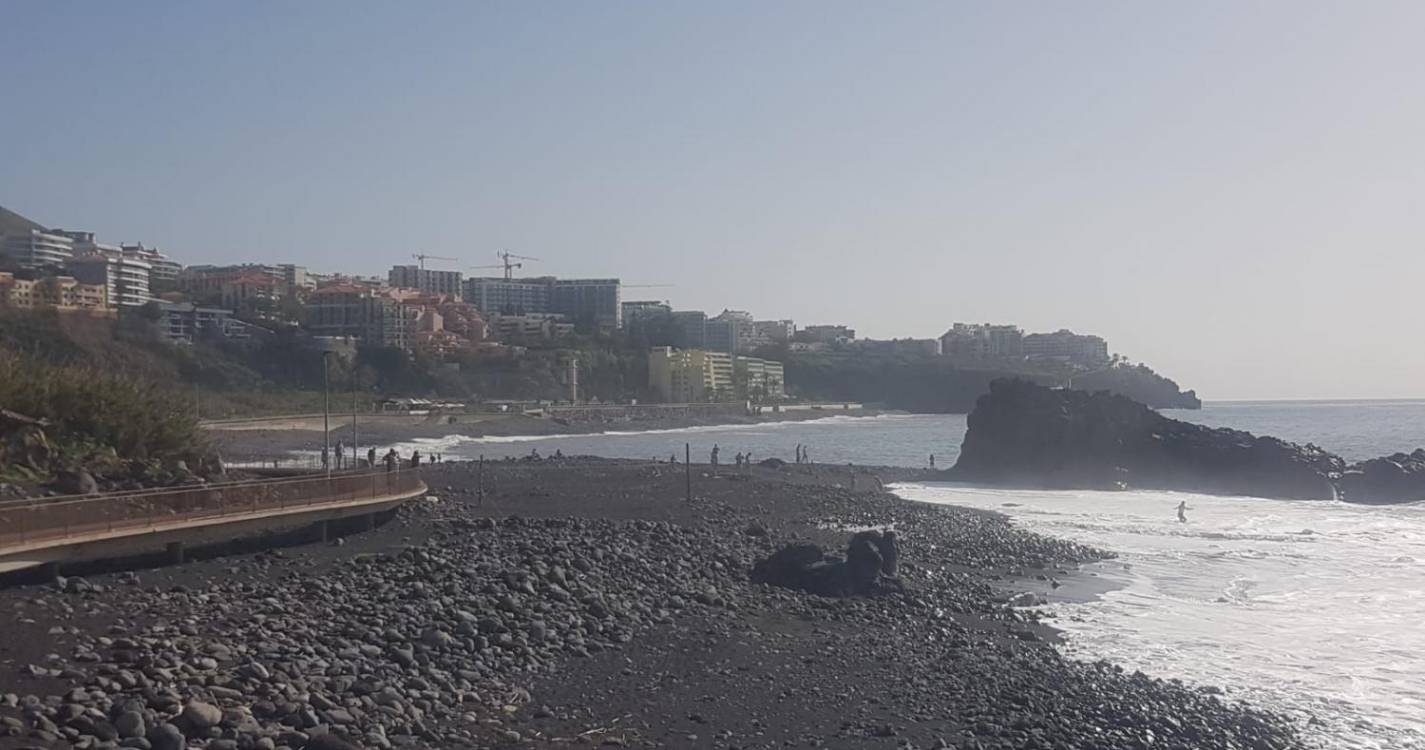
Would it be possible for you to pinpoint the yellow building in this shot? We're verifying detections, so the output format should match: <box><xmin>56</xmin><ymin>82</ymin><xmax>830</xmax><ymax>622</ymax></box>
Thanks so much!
<box><xmin>0</xmin><ymin>272</ymin><xmax>112</xmax><ymax>316</ymax></box>
<box><xmin>649</xmin><ymin>346</ymin><xmax>735</xmax><ymax>402</ymax></box>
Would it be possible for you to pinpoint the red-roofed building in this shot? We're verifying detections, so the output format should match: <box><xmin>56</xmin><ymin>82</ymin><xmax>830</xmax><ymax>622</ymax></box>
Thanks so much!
<box><xmin>220</xmin><ymin>272</ymin><xmax>282</xmax><ymax>316</ymax></box>
<box><xmin>306</xmin><ymin>284</ymin><xmax>490</xmax><ymax>351</ymax></box>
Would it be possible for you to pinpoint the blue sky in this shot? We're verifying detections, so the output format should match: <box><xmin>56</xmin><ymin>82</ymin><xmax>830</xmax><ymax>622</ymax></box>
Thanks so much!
<box><xmin>4</xmin><ymin>1</ymin><xmax>1424</xmax><ymax>400</ymax></box>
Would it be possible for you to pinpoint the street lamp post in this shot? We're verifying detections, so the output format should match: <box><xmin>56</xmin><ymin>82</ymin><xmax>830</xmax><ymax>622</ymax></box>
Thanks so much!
<box><xmin>351</xmin><ymin>365</ymin><xmax>359</xmax><ymax>469</ymax></box>
<box><xmin>322</xmin><ymin>352</ymin><xmax>331</xmax><ymax>476</ymax></box>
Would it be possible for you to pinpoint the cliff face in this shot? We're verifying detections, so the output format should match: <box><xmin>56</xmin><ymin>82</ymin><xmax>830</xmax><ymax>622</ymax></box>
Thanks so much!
<box><xmin>950</xmin><ymin>380</ymin><xmax>1343</xmax><ymax>500</ymax></box>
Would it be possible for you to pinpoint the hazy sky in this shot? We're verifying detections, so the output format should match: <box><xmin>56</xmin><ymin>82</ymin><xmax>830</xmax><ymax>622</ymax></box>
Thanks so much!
<box><xmin>4</xmin><ymin>1</ymin><xmax>1423</xmax><ymax>400</ymax></box>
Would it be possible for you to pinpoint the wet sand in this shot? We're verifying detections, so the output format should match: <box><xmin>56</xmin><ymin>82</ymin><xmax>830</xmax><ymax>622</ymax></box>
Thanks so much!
<box><xmin>208</xmin><ymin>410</ymin><xmax>882</xmax><ymax>463</ymax></box>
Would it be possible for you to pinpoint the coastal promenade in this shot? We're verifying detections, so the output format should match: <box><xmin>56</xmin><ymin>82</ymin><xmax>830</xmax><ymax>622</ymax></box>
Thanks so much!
<box><xmin>0</xmin><ymin>469</ymin><xmax>427</xmax><ymax>575</ymax></box>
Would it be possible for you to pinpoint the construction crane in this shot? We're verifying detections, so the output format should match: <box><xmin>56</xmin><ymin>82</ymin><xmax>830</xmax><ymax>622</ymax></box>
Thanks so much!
<box><xmin>496</xmin><ymin>250</ymin><xmax>540</xmax><ymax>280</ymax></box>
<box><xmin>411</xmin><ymin>253</ymin><xmax>457</xmax><ymax>270</ymax></box>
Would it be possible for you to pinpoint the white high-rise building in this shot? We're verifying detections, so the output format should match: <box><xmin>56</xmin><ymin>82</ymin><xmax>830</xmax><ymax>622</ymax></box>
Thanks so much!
<box><xmin>68</xmin><ymin>253</ymin><xmax>153</xmax><ymax>308</ymax></box>
<box><xmin>57</xmin><ymin>231</ymin><xmax>154</xmax><ymax>308</ymax></box>
<box><xmin>389</xmin><ymin>265</ymin><xmax>462</xmax><ymax>298</ymax></box>
<box><xmin>123</xmin><ymin>243</ymin><xmax>181</xmax><ymax>287</ymax></box>
<box><xmin>1</xmin><ymin>229</ymin><xmax>73</xmax><ymax>270</ymax></box>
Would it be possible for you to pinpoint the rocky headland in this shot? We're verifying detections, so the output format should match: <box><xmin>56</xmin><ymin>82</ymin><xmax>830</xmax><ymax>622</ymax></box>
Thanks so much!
<box><xmin>949</xmin><ymin>379</ymin><xmax>1425</xmax><ymax>503</ymax></box>
<box><xmin>0</xmin><ymin>460</ymin><xmax>1302</xmax><ymax>749</ymax></box>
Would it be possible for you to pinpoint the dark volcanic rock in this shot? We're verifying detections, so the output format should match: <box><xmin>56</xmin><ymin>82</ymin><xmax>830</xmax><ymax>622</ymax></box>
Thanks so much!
<box><xmin>1341</xmin><ymin>448</ymin><xmax>1425</xmax><ymax>504</ymax></box>
<box><xmin>950</xmin><ymin>379</ymin><xmax>1344</xmax><ymax>500</ymax></box>
<box><xmin>752</xmin><ymin>533</ymin><xmax>902</xmax><ymax>597</ymax></box>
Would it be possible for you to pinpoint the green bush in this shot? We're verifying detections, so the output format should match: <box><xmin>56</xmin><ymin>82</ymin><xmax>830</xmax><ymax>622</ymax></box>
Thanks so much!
<box><xmin>0</xmin><ymin>351</ymin><xmax>203</xmax><ymax>462</ymax></box>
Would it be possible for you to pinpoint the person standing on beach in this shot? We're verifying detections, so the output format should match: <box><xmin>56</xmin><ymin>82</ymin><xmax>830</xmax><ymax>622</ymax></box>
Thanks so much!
<box><xmin>335</xmin><ymin>440</ymin><xmax>345</xmax><ymax>470</ymax></box>
<box><xmin>321</xmin><ymin>445</ymin><xmax>330</xmax><ymax>470</ymax></box>
<box><xmin>367</xmin><ymin>446</ymin><xmax>377</xmax><ymax>468</ymax></box>
<box><xmin>929</xmin><ymin>453</ymin><xmax>936</xmax><ymax>469</ymax></box>
<box><xmin>1176</xmin><ymin>500</ymin><xmax>1190</xmax><ymax>523</ymax></box>
<box><xmin>711</xmin><ymin>444</ymin><xmax>720</xmax><ymax>466</ymax></box>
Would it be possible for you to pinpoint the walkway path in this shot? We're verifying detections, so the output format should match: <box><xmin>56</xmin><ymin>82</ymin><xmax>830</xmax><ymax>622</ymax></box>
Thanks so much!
<box><xmin>0</xmin><ymin>470</ymin><xmax>427</xmax><ymax>574</ymax></box>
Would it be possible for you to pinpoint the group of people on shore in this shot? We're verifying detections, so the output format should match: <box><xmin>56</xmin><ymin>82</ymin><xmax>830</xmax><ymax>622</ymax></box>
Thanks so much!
<box><xmin>316</xmin><ymin>443</ymin><xmax>446</xmax><ymax>472</ymax></box>
<box><xmin>708</xmin><ymin>444</ymin><xmax>758</xmax><ymax>470</ymax></box>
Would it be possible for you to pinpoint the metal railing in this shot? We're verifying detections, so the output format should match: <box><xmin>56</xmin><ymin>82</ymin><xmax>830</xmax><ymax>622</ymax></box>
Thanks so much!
<box><xmin>0</xmin><ymin>470</ymin><xmax>425</xmax><ymax>552</ymax></box>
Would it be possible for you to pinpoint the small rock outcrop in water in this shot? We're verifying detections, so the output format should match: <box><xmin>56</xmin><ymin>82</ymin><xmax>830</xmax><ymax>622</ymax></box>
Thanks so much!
<box><xmin>950</xmin><ymin>380</ymin><xmax>1344</xmax><ymax>500</ymax></box>
<box><xmin>752</xmin><ymin>530</ymin><xmax>902</xmax><ymax>597</ymax></box>
<box><xmin>1340</xmin><ymin>449</ymin><xmax>1425</xmax><ymax>504</ymax></box>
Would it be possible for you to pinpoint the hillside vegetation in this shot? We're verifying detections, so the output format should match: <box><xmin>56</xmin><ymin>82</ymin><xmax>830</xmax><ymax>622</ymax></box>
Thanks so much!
<box><xmin>0</xmin><ymin>309</ymin><xmax>652</xmax><ymax>420</ymax></box>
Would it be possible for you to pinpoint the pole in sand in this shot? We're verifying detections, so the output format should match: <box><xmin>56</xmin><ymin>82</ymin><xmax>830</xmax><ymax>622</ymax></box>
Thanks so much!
<box><xmin>322</xmin><ymin>352</ymin><xmax>331</xmax><ymax>477</ymax></box>
<box><xmin>685</xmin><ymin>442</ymin><xmax>692</xmax><ymax>502</ymax></box>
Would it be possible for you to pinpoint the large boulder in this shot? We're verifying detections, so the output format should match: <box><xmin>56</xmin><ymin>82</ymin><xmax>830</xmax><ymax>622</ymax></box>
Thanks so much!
<box><xmin>0</xmin><ymin>410</ymin><xmax>53</xmax><ymax>471</ymax></box>
<box><xmin>752</xmin><ymin>532</ymin><xmax>902</xmax><ymax>597</ymax></box>
<box><xmin>55</xmin><ymin>469</ymin><xmax>99</xmax><ymax>496</ymax></box>
<box><xmin>950</xmin><ymin>379</ymin><xmax>1343</xmax><ymax>501</ymax></box>
<box><xmin>1340</xmin><ymin>449</ymin><xmax>1425</xmax><ymax>504</ymax></box>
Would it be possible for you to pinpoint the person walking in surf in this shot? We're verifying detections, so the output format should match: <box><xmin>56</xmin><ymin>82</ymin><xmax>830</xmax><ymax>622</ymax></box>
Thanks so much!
<box><xmin>1176</xmin><ymin>500</ymin><xmax>1190</xmax><ymax>523</ymax></box>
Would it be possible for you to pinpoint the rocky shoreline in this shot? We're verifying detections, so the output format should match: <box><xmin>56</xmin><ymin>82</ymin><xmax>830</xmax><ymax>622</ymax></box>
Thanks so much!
<box><xmin>0</xmin><ymin>460</ymin><xmax>1303</xmax><ymax>749</ymax></box>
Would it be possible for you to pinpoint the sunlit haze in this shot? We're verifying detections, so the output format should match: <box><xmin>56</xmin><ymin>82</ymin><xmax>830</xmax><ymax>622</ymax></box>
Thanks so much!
<box><xmin>4</xmin><ymin>1</ymin><xmax>1423</xmax><ymax>400</ymax></box>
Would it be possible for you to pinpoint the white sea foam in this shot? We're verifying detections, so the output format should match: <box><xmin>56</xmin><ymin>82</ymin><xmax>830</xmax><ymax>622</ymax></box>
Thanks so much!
<box><xmin>893</xmin><ymin>483</ymin><xmax>1425</xmax><ymax>750</ymax></box>
<box><xmin>380</xmin><ymin>412</ymin><xmax>929</xmax><ymax>460</ymax></box>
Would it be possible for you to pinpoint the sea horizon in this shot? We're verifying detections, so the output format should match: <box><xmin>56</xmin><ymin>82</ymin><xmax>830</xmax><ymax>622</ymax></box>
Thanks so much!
<box><xmin>1198</xmin><ymin>397</ymin><xmax>1425</xmax><ymax>406</ymax></box>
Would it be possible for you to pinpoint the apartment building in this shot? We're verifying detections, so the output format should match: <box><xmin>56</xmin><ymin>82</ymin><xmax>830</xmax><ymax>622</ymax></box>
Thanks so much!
<box><xmin>155</xmin><ymin>301</ymin><xmax>263</xmax><ymax>344</ymax></box>
<box><xmin>671</xmin><ymin>310</ymin><xmax>708</xmax><ymax>349</ymax></box>
<box><xmin>800</xmin><ymin>324</ymin><xmax>856</xmax><ymax>344</ymax></box>
<box><xmin>753</xmin><ymin>319</ymin><xmax>795</xmax><ymax>343</ymax></box>
<box><xmin>621</xmin><ymin>300</ymin><xmax>671</xmax><ymax>327</ymax></box>
<box><xmin>122</xmin><ymin>243</ymin><xmax>182</xmax><ymax>288</ymax></box>
<box><xmin>0</xmin><ymin>272</ymin><xmax>111</xmax><ymax>315</ymax></box>
<box><xmin>463</xmin><ymin>277</ymin><xmax>551</xmax><ymax>316</ymax></box>
<box><xmin>389</xmin><ymin>265</ymin><xmax>462</xmax><ymax>299</ymax></box>
<box><xmin>219</xmin><ymin>273</ymin><xmax>282</xmax><ymax>316</ymax></box>
<box><xmin>736</xmin><ymin>356</ymin><xmax>786</xmax><ymax>400</ymax></box>
<box><xmin>462</xmin><ymin>276</ymin><xmax>620</xmax><ymax>331</ymax></box>
<box><xmin>307</xmin><ymin>284</ymin><xmax>413</xmax><ymax>347</ymax></box>
<box><xmin>180</xmin><ymin>264</ymin><xmax>307</xmax><ymax>297</ymax></box>
<box><xmin>1</xmin><ymin>229</ymin><xmax>73</xmax><ymax>270</ymax></box>
<box><xmin>1022</xmin><ymin>329</ymin><xmax>1110</xmax><ymax>366</ymax></box>
<box><xmin>67</xmin><ymin>253</ymin><xmax>152</xmax><ymax>309</ymax></box>
<box><xmin>648</xmin><ymin>346</ymin><xmax>735</xmax><ymax>403</ymax></box>
<box><xmin>706</xmin><ymin>309</ymin><xmax>754</xmax><ymax>354</ymax></box>
<box><xmin>308</xmin><ymin>284</ymin><xmax>486</xmax><ymax>350</ymax></box>
<box><xmin>550</xmin><ymin>278</ymin><xmax>620</xmax><ymax>331</ymax></box>
<box><xmin>939</xmin><ymin>323</ymin><xmax>1024</xmax><ymax>359</ymax></box>
<box><xmin>488</xmin><ymin>313</ymin><xmax>575</xmax><ymax>342</ymax></box>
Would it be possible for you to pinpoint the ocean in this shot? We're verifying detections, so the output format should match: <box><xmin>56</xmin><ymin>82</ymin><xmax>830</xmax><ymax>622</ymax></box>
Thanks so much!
<box><xmin>397</xmin><ymin>400</ymin><xmax>1425</xmax><ymax>749</ymax></box>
